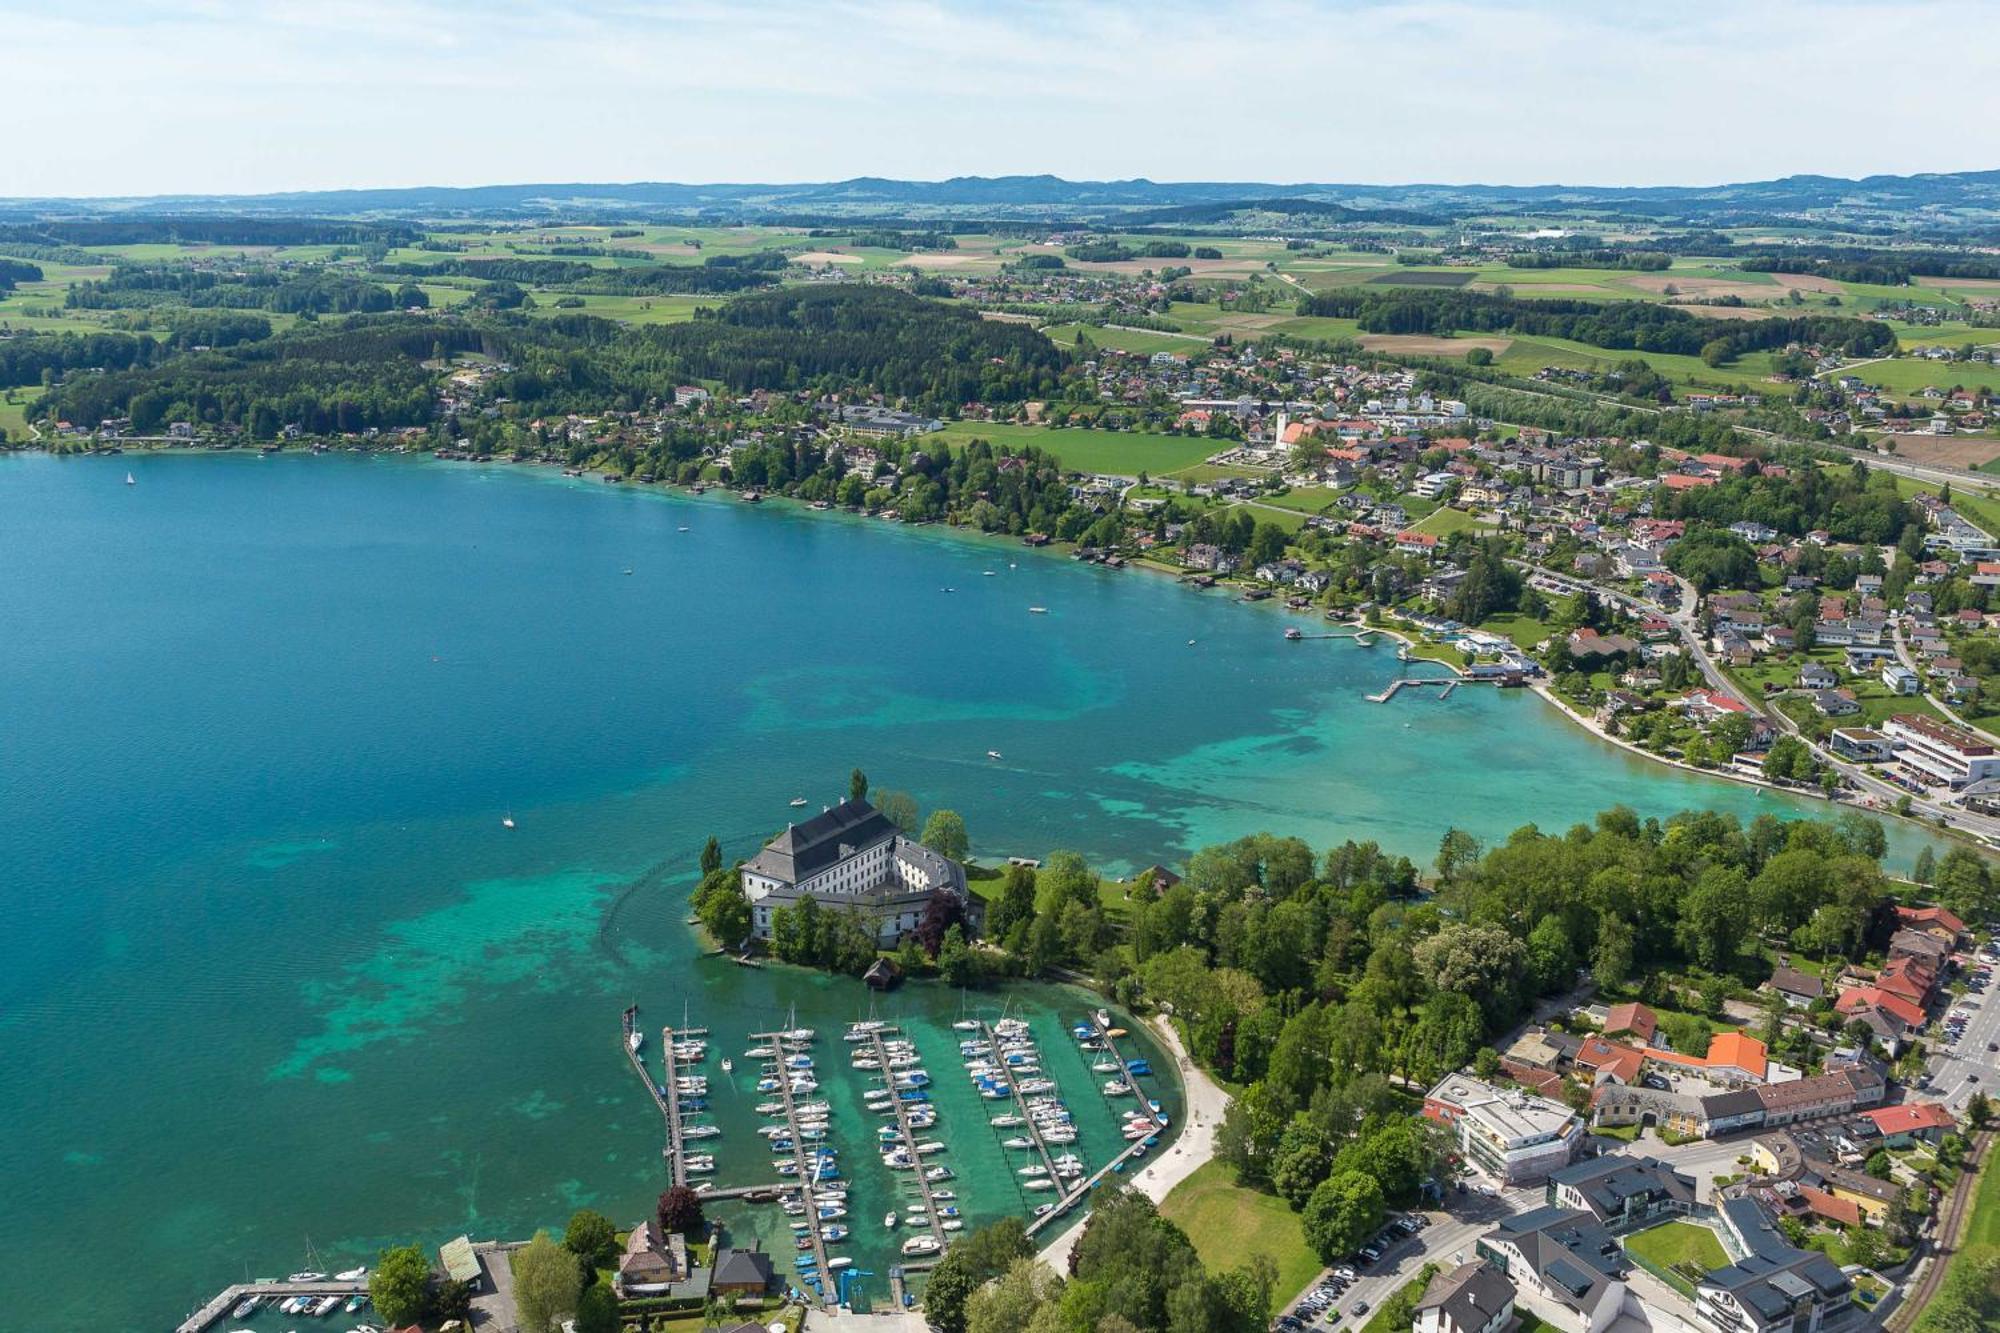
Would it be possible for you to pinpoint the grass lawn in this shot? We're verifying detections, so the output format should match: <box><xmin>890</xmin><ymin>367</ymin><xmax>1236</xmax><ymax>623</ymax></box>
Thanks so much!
<box><xmin>932</xmin><ymin>421</ymin><xmax>1218</xmax><ymax>476</ymax></box>
<box><xmin>0</xmin><ymin>385</ymin><xmax>45</xmax><ymax>439</ymax></box>
<box><xmin>1158</xmin><ymin>1160</ymin><xmax>1320</xmax><ymax>1304</ymax></box>
<box><xmin>1410</xmin><ymin>506</ymin><xmax>1488</xmax><ymax>536</ymax></box>
<box><xmin>1623</xmin><ymin>1221</ymin><xmax>1730</xmax><ymax>1292</ymax></box>
<box><xmin>1964</xmin><ymin>1132</ymin><xmax>2000</xmax><ymax>1249</ymax></box>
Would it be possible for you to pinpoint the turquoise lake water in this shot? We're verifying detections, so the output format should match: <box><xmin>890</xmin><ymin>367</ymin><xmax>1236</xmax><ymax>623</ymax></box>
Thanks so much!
<box><xmin>0</xmin><ymin>452</ymin><xmax>1943</xmax><ymax>1329</ymax></box>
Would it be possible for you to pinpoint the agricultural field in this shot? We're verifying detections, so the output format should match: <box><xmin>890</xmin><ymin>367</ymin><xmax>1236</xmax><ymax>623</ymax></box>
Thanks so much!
<box><xmin>1040</xmin><ymin>323</ymin><xmax>1206</xmax><ymax>357</ymax></box>
<box><xmin>523</xmin><ymin>292</ymin><xmax>709</xmax><ymax>325</ymax></box>
<box><xmin>931</xmin><ymin>421</ymin><xmax>1219</xmax><ymax>475</ymax></box>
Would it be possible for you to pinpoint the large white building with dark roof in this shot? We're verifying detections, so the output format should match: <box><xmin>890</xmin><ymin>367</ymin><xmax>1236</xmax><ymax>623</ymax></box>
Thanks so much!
<box><xmin>740</xmin><ymin>798</ymin><xmax>976</xmax><ymax>944</ymax></box>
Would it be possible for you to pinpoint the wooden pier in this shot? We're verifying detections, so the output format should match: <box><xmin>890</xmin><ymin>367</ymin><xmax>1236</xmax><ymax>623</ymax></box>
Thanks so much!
<box><xmin>659</xmin><ymin>1024</ymin><xmax>711</xmax><ymax>1187</ymax></box>
<box><xmin>976</xmin><ymin>1021</ymin><xmax>1065</xmax><ymax>1200</ymax></box>
<box><xmin>1020</xmin><ymin>1014</ymin><xmax>1165</xmax><ymax>1238</ymax></box>
<box><xmin>866</xmin><ymin>1029</ymin><xmax>948</xmax><ymax>1253</ymax></box>
<box><xmin>177</xmin><ymin>1280</ymin><xmax>368</xmax><ymax>1333</ymax></box>
<box><xmin>750</xmin><ymin>1028</ymin><xmax>837</xmax><ymax>1307</ymax></box>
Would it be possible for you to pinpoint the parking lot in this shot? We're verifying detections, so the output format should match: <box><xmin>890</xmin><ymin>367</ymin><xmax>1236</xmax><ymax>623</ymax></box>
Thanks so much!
<box><xmin>1274</xmin><ymin>1183</ymin><xmax>1535</xmax><ymax>1329</ymax></box>
<box><xmin>1926</xmin><ymin>941</ymin><xmax>2000</xmax><ymax>1111</ymax></box>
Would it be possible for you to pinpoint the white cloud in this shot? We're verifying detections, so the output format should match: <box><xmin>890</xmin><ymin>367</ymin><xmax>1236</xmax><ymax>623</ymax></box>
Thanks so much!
<box><xmin>3</xmin><ymin>0</ymin><xmax>1996</xmax><ymax>196</ymax></box>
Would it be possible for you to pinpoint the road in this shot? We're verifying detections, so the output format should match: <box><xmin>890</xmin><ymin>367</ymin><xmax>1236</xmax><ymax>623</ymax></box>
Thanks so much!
<box><xmin>1926</xmin><ymin>944</ymin><xmax>2000</xmax><ymax>1112</ymax></box>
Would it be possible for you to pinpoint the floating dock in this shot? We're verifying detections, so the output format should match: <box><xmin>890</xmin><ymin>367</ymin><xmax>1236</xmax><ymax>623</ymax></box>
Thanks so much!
<box><xmin>976</xmin><ymin>1020</ymin><xmax>1064</xmax><ymax>1197</ymax></box>
<box><xmin>750</xmin><ymin>1027</ymin><xmax>837</xmax><ymax>1306</ymax></box>
<box><xmin>1021</xmin><ymin>1013</ymin><xmax>1165</xmax><ymax>1238</ymax></box>
<box><xmin>866</xmin><ymin>1029</ymin><xmax>949</xmax><ymax>1254</ymax></box>
<box><xmin>177</xmin><ymin>1280</ymin><xmax>369</xmax><ymax>1333</ymax></box>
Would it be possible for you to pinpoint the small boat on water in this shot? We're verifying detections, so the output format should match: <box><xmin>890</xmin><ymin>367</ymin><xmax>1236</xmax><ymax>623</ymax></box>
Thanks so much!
<box><xmin>502</xmin><ymin>814</ymin><xmax>516</xmax><ymax>829</ymax></box>
<box><xmin>289</xmin><ymin>1272</ymin><xmax>327</xmax><ymax>1283</ymax></box>
<box><xmin>125</xmin><ymin>472</ymin><xmax>136</xmax><ymax>485</ymax></box>
<box><xmin>719</xmin><ymin>1057</ymin><xmax>733</xmax><ymax>1072</ymax></box>
<box><xmin>628</xmin><ymin>1031</ymin><xmax>644</xmax><ymax>1053</ymax></box>
<box><xmin>883</xmin><ymin>1212</ymin><xmax>898</xmax><ymax>1229</ymax></box>
<box><xmin>953</xmin><ymin>1019</ymin><xmax>982</xmax><ymax>1033</ymax></box>
<box><xmin>902</xmin><ymin>1235</ymin><xmax>942</xmax><ymax>1257</ymax></box>
<box><xmin>1028</xmin><ymin>606</ymin><xmax>1048</xmax><ymax>615</ymax></box>
<box><xmin>335</xmin><ymin>1266</ymin><xmax>368</xmax><ymax>1281</ymax></box>
<box><xmin>231</xmin><ymin>1297</ymin><xmax>261</xmax><ymax>1320</ymax></box>
<box><xmin>1024</xmin><ymin>1178</ymin><xmax>1058</xmax><ymax>1192</ymax></box>
<box><xmin>987</xmin><ymin>750</ymin><xmax>1003</xmax><ymax>760</ymax></box>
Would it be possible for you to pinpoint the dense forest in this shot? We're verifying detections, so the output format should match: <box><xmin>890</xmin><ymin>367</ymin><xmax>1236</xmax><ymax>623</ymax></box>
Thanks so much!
<box><xmin>0</xmin><ymin>217</ymin><xmax>418</xmax><ymax>247</ymax></box>
<box><xmin>67</xmin><ymin>266</ymin><xmax>415</xmax><ymax>315</ymax></box>
<box><xmin>651</xmin><ymin>286</ymin><xmax>1066</xmax><ymax>403</ymax></box>
<box><xmin>1733</xmin><ymin>245</ymin><xmax>2000</xmax><ymax>285</ymax></box>
<box><xmin>28</xmin><ymin>288</ymin><xmax>1071</xmax><ymax>437</ymax></box>
<box><xmin>1505</xmin><ymin>249</ymin><xmax>1671</xmax><ymax>270</ymax></box>
<box><xmin>0</xmin><ymin>257</ymin><xmax>42</xmax><ymax>292</ymax></box>
<box><xmin>380</xmin><ymin>251</ymin><xmax>788</xmax><ymax>294</ymax></box>
<box><xmin>1298</xmin><ymin>288</ymin><xmax>1897</xmax><ymax>363</ymax></box>
<box><xmin>33</xmin><ymin>318</ymin><xmax>491</xmax><ymax>436</ymax></box>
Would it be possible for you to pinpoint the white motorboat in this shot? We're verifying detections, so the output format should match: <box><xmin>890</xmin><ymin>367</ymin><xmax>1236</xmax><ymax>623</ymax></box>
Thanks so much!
<box><xmin>720</xmin><ymin>1057</ymin><xmax>733</xmax><ymax>1072</ymax></box>
<box><xmin>901</xmin><ymin>1235</ymin><xmax>942</xmax><ymax>1257</ymax></box>
<box><xmin>1024</xmin><ymin>1177</ymin><xmax>1057</xmax><ymax>1192</ymax></box>
<box><xmin>987</xmin><ymin>750</ymin><xmax>1003</xmax><ymax>760</ymax></box>
<box><xmin>628</xmin><ymin>1031</ymin><xmax>644</xmax><ymax>1053</ymax></box>
<box><xmin>1018</xmin><ymin>1165</ymin><xmax>1048</xmax><ymax>1178</ymax></box>
<box><xmin>334</xmin><ymin>1267</ymin><xmax>368</xmax><ymax>1281</ymax></box>
<box><xmin>790</xmin><ymin>797</ymin><xmax>809</xmax><ymax>807</ymax></box>
<box><xmin>1028</xmin><ymin>607</ymin><xmax>1048</xmax><ymax>614</ymax></box>
<box><xmin>288</xmin><ymin>1272</ymin><xmax>327</xmax><ymax>1283</ymax></box>
<box><xmin>990</xmin><ymin>1114</ymin><xmax>1025</xmax><ymax>1127</ymax></box>
<box><xmin>502</xmin><ymin>814</ymin><xmax>515</xmax><ymax>829</ymax></box>
<box><xmin>884</xmin><ymin>1212</ymin><xmax>898</xmax><ymax>1229</ymax></box>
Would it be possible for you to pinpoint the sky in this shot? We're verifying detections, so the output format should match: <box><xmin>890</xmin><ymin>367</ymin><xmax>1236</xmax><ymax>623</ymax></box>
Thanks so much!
<box><xmin>7</xmin><ymin>0</ymin><xmax>2000</xmax><ymax>198</ymax></box>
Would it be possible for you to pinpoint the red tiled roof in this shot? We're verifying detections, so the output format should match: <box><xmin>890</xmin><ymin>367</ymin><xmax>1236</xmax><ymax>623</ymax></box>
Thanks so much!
<box><xmin>1862</xmin><ymin>1102</ymin><xmax>1955</xmax><ymax>1136</ymax></box>
<box><xmin>1836</xmin><ymin>987</ymin><xmax>1925</xmax><ymax>1029</ymax></box>
<box><xmin>1604</xmin><ymin>1002</ymin><xmax>1657</xmax><ymax>1043</ymax></box>
<box><xmin>1797</xmin><ymin>1186</ymin><xmax>1862</xmax><ymax>1228</ymax></box>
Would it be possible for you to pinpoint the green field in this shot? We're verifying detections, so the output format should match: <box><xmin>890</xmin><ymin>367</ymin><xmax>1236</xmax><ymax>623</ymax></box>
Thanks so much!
<box><xmin>1844</xmin><ymin>356</ymin><xmax>2000</xmax><ymax>400</ymax></box>
<box><xmin>0</xmin><ymin>385</ymin><xmax>44</xmax><ymax>439</ymax></box>
<box><xmin>1410</xmin><ymin>506</ymin><xmax>1488</xmax><ymax>536</ymax></box>
<box><xmin>1157</xmin><ymin>1160</ymin><xmax>1321</xmax><ymax>1304</ymax></box>
<box><xmin>1623</xmin><ymin>1221</ymin><xmax>1730</xmax><ymax>1292</ymax></box>
<box><xmin>1041</xmin><ymin>323</ymin><xmax>1208</xmax><ymax>357</ymax></box>
<box><xmin>932</xmin><ymin>421</ymin><xmax>1218</xmax><ymax>475</ymax></box>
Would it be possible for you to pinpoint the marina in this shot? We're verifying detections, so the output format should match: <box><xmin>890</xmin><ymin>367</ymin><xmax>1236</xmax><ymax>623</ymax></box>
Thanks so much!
<box><xmin>861</xmin><ymin>1027</ymin><xmax>949</xmax><ymax>1256</ymax></box>
<box><xmin>748</xmin><ymin>1024</ymin><xmax>842</xmax><ymax>1306</ymax></box>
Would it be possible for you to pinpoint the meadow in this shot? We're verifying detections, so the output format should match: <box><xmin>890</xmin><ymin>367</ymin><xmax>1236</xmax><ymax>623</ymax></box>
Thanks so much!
<box><xmin>932</xmin><ymin>421</ymin><xmax>1220</xmax><ymax>475</ymax></box>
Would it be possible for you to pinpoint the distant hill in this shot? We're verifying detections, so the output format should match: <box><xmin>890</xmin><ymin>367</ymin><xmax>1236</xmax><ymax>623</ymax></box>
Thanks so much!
<box><xmin>2</xmin><ymin>170</ymin><xmax>1998</xmax><ymax>227</ymax></box>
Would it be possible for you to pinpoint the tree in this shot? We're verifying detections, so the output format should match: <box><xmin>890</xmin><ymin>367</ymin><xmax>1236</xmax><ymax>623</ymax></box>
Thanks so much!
<box><xmin>370</xmin><ymin>1244</ymin><xmax>434</xmax><ymax>1327</ymax></box>
<box><xmin>1413</xmin><ymin>922</ymin><xmax>1525</xmax><ymax>1023</ymax></box>
<box><xmin>922</xmin><ymin>808</ymin><xmax>971</xmax><ymax>861</ymax></box>
<box><xmin>574</xmin><ymin>1283</ymin><xmax>619</xmax><ymax>1333</ymax></box>
<box><xmin>563</xmin><ymin>1208</ymin><xmax>617</xmax><ymax>1268</ymax></box>
<box><xmin>1435</xmin><ymin>828</ymin><xmax>1481</xmax><ymax>884</ymax></box>
<box><xmin>1679</xmin><ymin>864</ymin><xmax>1752</xmax><ymax>970</ymax></box>
<box><xmin>1914</xmin><ymin>845</ymin><xmax>1937</xmax><ymax>886</ymax></box>
<box><xmin>658</xmin><ymin>1184</ymin><xmax>705</xmax><ymax>1236</ymax></box>
<box><xmin>965</xmin><ymin>1257</ymin><xmax>1063</xmax><ymax>1333</ymax></box>
<box><xmin>850</xmin><ymin>767</ymin><xmax>869</xmax><ymax>801</ymax></box>
<box><xmin>1302</xmin><ymin>1171</ymin><xmax>1385</xmax><ymax>1264</ymax></box>
<box><xmin>513</xmin><ymin>1230</ymin><xmax>583</xmax><ymax>1333</ymax></box>
<box><xmin>1969</xmin><ymin>1091</ymin><xmax>1993</xmax><ymax>1129</ymax></box>
<box><xmin>938</xmin><ymin>924</ymin><xmax>978</xmax><ymax>987</ymax></box>
<box><xmin>698</xmin><ymin>835</ymin><xmax>722</xmax><ymax>876</ymax></box>
<box><xmin>875</xmin><ymin>788</ymin><xmax>920</xmax><ymax>833</ymax></box>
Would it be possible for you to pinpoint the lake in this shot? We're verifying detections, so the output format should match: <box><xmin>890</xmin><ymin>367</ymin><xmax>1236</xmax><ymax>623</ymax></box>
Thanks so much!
<box><xmin>0</xmin><ymin>452</ymin><xmax>1935</xmax><ymax>1329</ymax></box>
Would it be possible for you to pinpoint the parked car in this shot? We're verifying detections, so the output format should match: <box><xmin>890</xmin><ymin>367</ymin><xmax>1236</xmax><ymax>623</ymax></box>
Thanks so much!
<box><xmin>1350</xmin><ymin>1302</ymin><xmax>1370</xmax><ymax>1317</ymax></box>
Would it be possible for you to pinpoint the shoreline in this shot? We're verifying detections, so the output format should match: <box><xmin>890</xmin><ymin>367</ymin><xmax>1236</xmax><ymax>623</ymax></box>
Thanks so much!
<box><xmin>36</xmin><ymin>445</ymin><xmax>1962</xmax><ymax>850</ymax></box>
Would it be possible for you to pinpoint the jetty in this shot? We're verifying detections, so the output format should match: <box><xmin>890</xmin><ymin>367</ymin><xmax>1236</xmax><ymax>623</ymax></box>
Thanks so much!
<box><xmin>624</xmin><ymin>1005</ymin><xmax>681</xmax><ymax>1176</ymax></box>
<box><xmin>1286</xmin><ymin>626</ymin><xmax>1377</xmax><ymax>643</ymax></box>
<box><xmin>977</xmin><ymin>1020</ymin><xmax>1064</xmax><ymax>1195</ymax></box>
<box><xmin>1367</xmin><ymin>676</ymin><xmax>1460</xmax><ymax>703</ymax></box>
<box><xmin>177</xmin><ymin>1280</ymin><xmax>368</xmax><ymax>1333</ymax></box>
<box><xmin>750</xmin><ymin>1027</ymin><xmax>836</xmax><ymax>1306</ymax></box>
<box><xmin>866</xmin><ymin>1030</ymin><xmax>948</xmax><ymax>1253</ymax></box>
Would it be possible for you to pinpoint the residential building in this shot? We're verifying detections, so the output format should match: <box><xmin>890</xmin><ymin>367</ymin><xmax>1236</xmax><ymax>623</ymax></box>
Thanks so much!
<box><xmin>1476</xmin><ymin>1207</ymin><xmax>1632</xmax><ymax>1333</ymax></box>
<box><xmin>616</xmin><ymin>1220</ymin><xmax>689</xmax><ymax>1297</ymax></box>
<box><xmin>1698</xmin><ymin>1198</ymin><xmax>1852</xmax><ymax>1333</ymax></box>
<box><xmin>739</xmin><ymin>798</ymin><xmax>977</xmax><ymax>944</ymax></box>
<box><xmin>708</xmin><ymin>1245</ymin><xmax>776</xmax><ymax>1296</ymax></box>
<box><xmin>1603</xmin><ymin>1002</ymin><xmax>1657</xmax><ymax>1047</ymax></box>
<box><xmin>1765</xmin><ymin>965</ymin><xmax>1824</xmax><ymax>1009</ymax></box>
<box><xmin>1414</xmin><ymin>1261</ymin><xmax>1515</xmax><ymax>1333</ymax></box>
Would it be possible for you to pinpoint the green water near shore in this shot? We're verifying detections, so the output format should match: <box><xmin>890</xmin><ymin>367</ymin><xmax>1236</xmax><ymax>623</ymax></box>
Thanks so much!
<box><xmin>0</xmin><ymin>452</ymin><xmax>1947</xmax><ymax>1330</ymax></box>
